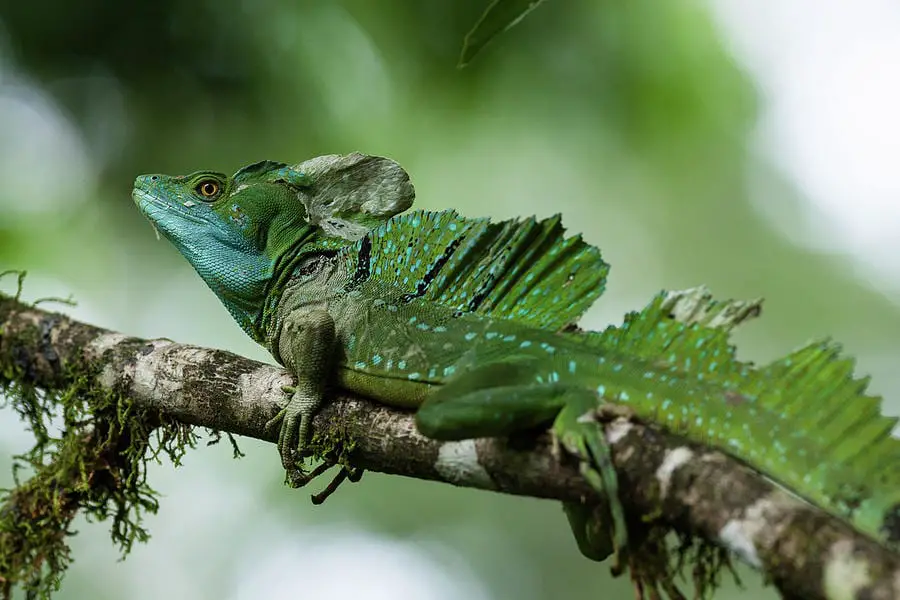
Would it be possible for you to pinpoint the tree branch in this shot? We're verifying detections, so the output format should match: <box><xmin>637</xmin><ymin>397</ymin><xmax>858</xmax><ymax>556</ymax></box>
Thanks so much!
<box><xmin>1</xmin><ymin>291</ymin><xmax>898</xmax><ymax>600</ymax></box>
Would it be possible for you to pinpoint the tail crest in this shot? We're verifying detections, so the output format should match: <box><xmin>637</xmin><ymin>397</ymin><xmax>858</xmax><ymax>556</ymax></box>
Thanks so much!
<box><xmin>574</xmin><ymin>287</ymin><xmax>900</xmax><ymax>549</ymax></box>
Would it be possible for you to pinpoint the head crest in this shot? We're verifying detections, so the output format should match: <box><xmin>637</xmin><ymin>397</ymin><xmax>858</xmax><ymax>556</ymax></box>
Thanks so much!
<box><xmin>274</xmin><ymin>153</ymin><xmax>415</xmax><ymax>241</ymax></box>
<box><xmin>233</xmin><ymin>160</ymin><xmax>290</xmax><ymax>182</ymax></box>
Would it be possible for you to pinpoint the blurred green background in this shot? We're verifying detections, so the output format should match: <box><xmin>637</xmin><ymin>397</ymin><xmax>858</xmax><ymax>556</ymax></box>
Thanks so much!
<box><xmin>2</xmin><ymin>1</ymin><xmax>900</xmax><ymax>598</ymax></box>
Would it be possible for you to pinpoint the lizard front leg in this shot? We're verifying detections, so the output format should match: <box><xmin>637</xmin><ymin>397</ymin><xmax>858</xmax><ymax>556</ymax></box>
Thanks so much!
<box><xmin>265</xmin><ymin>308</ymin><xmax>337</xmax><ymax>486</ymax></box>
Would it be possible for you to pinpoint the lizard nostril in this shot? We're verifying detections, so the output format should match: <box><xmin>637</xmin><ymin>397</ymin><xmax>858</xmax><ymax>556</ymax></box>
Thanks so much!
<box><xmin>150</xmin><ymin>175</ymin><xmax>159</xmax><ymax>182</ymax></box>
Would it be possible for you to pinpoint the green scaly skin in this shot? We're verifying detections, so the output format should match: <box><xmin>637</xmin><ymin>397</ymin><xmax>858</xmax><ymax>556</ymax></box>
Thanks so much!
<box><xmin>133</xmin><ymin>153</ymin><xmax>900</xmax><ymax>566</ymax></box>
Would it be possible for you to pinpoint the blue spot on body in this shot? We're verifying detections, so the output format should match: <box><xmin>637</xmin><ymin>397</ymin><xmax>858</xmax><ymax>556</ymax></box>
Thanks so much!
<box><xmin>465</xmin><ymin>332</ymin><xmax>477</xmax><ymax>341</ymax></box>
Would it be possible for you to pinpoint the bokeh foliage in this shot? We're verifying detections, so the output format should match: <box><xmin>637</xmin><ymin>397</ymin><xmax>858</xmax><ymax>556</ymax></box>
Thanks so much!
<box><xmin>2</xmin><ymin>1</ymin><xmax>899</xmax><ymax>599</ymax></box>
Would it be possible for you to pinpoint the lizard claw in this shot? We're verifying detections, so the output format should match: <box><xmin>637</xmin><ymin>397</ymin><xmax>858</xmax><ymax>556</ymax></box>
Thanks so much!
<box><xmin>263</xmin><ymin>384</ymin><xmax>297</xmax><ymax>441</ymax></box>
<box><xmin>267</xmin><ymin>384</ymin><xmax>364</xmax><ymax>499</ymax></box>
<box><xmin>264</xmin><ymin>407</ymin><xmax>301</xmax><ymax>472</ymax></box>
<box><xmin>283</xmin><ymin>460</ymin><xmax>363</xmax><ymax>500</ymax></box>
<box><xmin>310</xmin><ymin>465</ymin><xmax>364</xmax><ymax>504</ymax></box>
<box><xmin>264</xmin><ymin>407</ymin><xmax>286</xmax><ymax>437</ymax></box>
<box><xmin>284</xmin><ymin>462</ymin><xmax>321</xmax><ymax>489</ymax></box>
<box><xmin>265</xmin><ymin>384</ymin><xmax>312</xmax><ymax>479</ymax></box>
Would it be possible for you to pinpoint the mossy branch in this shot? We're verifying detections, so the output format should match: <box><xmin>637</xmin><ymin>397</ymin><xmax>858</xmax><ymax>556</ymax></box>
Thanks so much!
<box><xmin>0</xmin><ymin>290</ymin><xmax>898</xmax><ymax>600</ymax></box>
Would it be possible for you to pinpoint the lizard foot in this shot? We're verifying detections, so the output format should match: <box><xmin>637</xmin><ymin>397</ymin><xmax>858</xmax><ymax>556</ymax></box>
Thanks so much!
<box><xmin>310</xmin><ymin>465</ymin><xmax>364</xmax><ymax>504</ymax></box>
<box><xmin>283</xmin><ymin>460</ymin><xmax>363</xmax><ymax>502</ymax></box>
<box><xmin>267</xmin><ymin>385</ymin><xmax>364</xmax><ymax>499</ymax></box>
<box><xmin>553</xmin><ymin>393</ymin><xmax>629</xmax><ymax>566</ymax></box>
<box><xmin>265</xmin><ymin>387</ymin><xmax>301</xmax><ymax>468</ymax></box>
<box><xmin>264</xmin><ymin>384</ymin><xmax>316</xmax><ymax>484</ymax></box>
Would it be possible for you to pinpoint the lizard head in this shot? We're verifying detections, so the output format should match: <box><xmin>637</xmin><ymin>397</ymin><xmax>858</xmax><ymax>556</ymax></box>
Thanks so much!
<box><xmin>133</xmin><ymin>153</ymin><xmax>415</xmax><ymax>339</ymax></box>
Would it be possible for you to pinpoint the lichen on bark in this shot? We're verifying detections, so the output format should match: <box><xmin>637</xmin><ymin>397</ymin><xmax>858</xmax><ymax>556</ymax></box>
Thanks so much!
<box><xmin>0</xmin><ymin>274</ymin><xmax>198</xmax><ymax>599</ymax></box>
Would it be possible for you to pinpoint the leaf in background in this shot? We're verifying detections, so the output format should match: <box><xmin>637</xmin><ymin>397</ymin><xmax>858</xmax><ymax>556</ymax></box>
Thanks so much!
<box><xmin>458</xmin><ymin>0</ymin><xmax>548</xmax><ymax>67</ymax></box>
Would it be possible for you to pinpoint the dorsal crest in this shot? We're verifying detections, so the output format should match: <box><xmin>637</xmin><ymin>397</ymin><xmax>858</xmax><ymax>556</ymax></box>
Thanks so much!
<box><xmin>333</xmin><ymin>209</ymin><xmax>610</xmax><ymax>330</ymax></box>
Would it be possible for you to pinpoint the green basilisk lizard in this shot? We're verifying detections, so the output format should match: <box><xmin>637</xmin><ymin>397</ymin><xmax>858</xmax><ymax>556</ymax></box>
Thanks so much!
<box><xmin>132</xmin><ymin>152</ymin><xmax>900</xmax><ymax>565</ymax></box>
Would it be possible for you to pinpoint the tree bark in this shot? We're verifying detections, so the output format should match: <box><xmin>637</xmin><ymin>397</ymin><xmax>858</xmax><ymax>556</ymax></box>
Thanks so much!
<box><xmin>1</xmin><ymin>291</ymin><xmax>898</xmax><ymax>600</ymax></box>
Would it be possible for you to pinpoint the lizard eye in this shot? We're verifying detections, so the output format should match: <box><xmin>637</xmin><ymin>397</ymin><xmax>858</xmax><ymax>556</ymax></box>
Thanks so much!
<box><xmin>195</xmin><ymin>179</ymin><xmax>221</xmax><ymax>201</ymax></box>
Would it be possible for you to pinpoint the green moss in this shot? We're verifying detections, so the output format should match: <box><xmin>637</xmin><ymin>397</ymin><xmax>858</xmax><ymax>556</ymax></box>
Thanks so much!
<box><xmin>307</xmin><ymin>406</ymin><xmax>360</xmax><ymax>466</ymax></box>
<box><xmin>0</xmin><ymin>328</ymin><xmax>198</xmax><ymax>599</ymax></box>
<box><xmin>613</xmin><ymin>522</ymin><xmax>735</xmax><ymax>600</ymax></box>
<box><xmin>297</xmin><ymin>404</ymin><xmax>363</xmax><ymax>502</ymax></box>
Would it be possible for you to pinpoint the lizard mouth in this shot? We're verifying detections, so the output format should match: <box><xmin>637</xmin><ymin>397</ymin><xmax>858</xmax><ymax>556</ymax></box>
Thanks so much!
<box><xmin>132</xmin><ymin>188</ymin><xmax>208</xmax><ymax>227</ymax></box>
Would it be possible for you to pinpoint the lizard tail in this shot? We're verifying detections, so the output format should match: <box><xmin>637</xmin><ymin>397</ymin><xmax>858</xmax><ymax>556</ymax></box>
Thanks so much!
<box><xmin>580</xmin><ymin>292</ymin><xmax>900</xmax><ymax>549</ymax></box>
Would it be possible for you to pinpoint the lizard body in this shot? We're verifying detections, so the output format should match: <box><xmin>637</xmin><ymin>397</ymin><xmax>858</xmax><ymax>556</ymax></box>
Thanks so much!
<box><xmin>133</xmin><ymin>153</ymin><xmax>900</xmax><ymax>564</ymax></box>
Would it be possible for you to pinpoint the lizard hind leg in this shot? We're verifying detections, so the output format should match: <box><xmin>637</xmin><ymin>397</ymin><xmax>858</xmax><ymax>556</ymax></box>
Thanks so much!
<box><xmin>415</xmin><ymin>357</ymin><xmax>566</xmax><ymax>440</ymax></box>
<box><xmin>552</xmin><ymin>389</ymin><xmax>628</xmax><ymax>568</ymax></box>
<box><xmin>414</xmin><ymin>359</ymin><xmax>627</xmax><ymax>563</ymax></box>
<box><xmin>562</xmin><ymin>499</ymin><xmax>616</xmax><ymax>562</ymax></box>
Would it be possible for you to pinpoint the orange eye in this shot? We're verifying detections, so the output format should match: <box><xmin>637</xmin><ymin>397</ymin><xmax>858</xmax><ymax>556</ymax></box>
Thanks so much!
<box><xmin>196</xmin><ymin>180</ymin><xmax>220</xmax><ymax>199</ymax></box>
